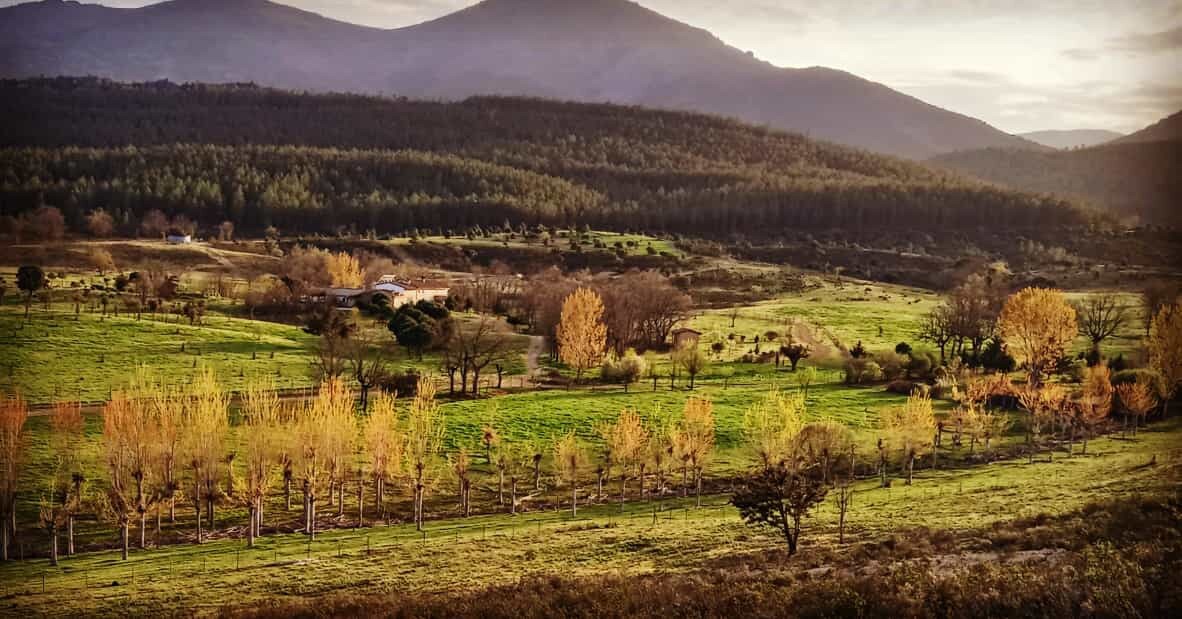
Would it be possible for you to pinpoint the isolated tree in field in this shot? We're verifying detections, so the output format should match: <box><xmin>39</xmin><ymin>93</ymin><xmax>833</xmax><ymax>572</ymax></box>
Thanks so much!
<box><xmin>0</xmin><ymin>392</ymin><xmax>28</xmax><ymax>561</ymax></box>
<box><xmin>181</xmin><ymin>368</ymin><xmax>229</xmax><ymax>542</ymax></box>
<box><xmin>480</xmin><ymin>403</ymin><xmax>500</xmax><ymax>465</ymax></box>
<box><xmin>557</xmin><ymin>287</ymin><xmax>607</xmax><ymax>383</ymax></box>
<box><xmin>674</xmin><ymin>397</ymin><xmax>716</xmax><ymax>506</ymax></box>
<box><xmin>364</xmin><ymin>391</ymin><xmax>403</xmax><ymax>521</ymax></box>
<box><xmin>326</xmin><ymin>251</ymin><xmax>364</xmax><ymax>288</ymax></box>
<box><xmin>742</xmin><ymin>389</ymin><xmax>806</xmax><ymax>469</ymax></box>
<box><xmin>17</xmin><ymin>265</ymin><xmax>45</xmax><ymax>319</ymax></box>
<box><xmin>600</xmin><ymin>409</ymin><xmax>648</xmax><ymax>509</ymax></box>
<box><xmin>1077</xmin><ymin>365</ymin><xmax>1114</xmax><ymax>454</ymax></box>
<box><xmin>41</xmin><ymin>399</ymin><xmax>85</xmax><ymax>564</ymax></box>
<box><xmin>796</xmin><ymin>366</ymin><xmax>817</xmax><ymax>400</ymax></box>
<box><xmin>781</xmin><ymin>341</ymin><xmax>811</xmax><ymax>372</ymax></box>
<box><xmin>731</xmin><ymin>464</ymin><xmax>828</xmax><ymax>556</ymax></box>
<box><xmin>1148</xmin><ymin>302</ymin><xmax>1182</xmax><ymax>419</ymax></box>
<box><xmin>673</xmin><ymin>345</ymin><xmax>708</xmax><ymax>390</ymax></box>
<box><xmin>553</xmin><ymin>432</ymin><xmax>587</xmax><ymax>516</ymax></box>
<box><xmin>88</xmin><ymin>247</ymin><xmax>116</xmax><ymax>274</ymax></box>
<box><xmin>1074</xmin><ymin>294</ymin><xmax>1129</xmax><ymax>358</ymax></box>
<box><xmin>310</xmin><ymin>306</ymin><xmax>356</xmax><ymax>381</ymax></box>
<box><xmin>1116</xmin><ymin>379</ymin><xmax>1157</xmax><ymax>438</ymax></box>
<box><xmin>997</xmin><ymin>288</ymin><xmax>1077</xmax><ymax>386</ymax></box>
<box><xmin>404</xmin><ymin>377</ymin><xmax>444</xmax><ymax>530</ymax></box>
<box><xmin>880</xmin><ymin>389</ymin><xmax>936</xmax><ymax>484</ymax></box>
<box><xmin>240</xmin><ymin>377</ymin><xmax>282</xmax><ymax>547</ymax></box>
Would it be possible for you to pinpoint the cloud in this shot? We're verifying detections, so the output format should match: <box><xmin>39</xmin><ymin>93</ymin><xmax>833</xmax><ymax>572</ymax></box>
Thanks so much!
<box><xmin>1108</xmin><ymin>24</ymin><xmax>1182</xmax><ymax>54</ymax></box>
<box><xmin>1061</xmin><ymin>47</ymin><xmax>1099</xmax><ymax>61</ymax></box>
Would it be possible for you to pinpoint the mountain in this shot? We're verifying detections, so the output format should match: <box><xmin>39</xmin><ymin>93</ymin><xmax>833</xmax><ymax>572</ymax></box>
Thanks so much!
<box><xmin>931</xmin><ymin>140</ymin><xmax>1181</xmax><ymax>227</ymax></box>
<box><xmin>1114</xmin><ymin>110</ymin><xmax>1182</xmax><ymax>144</ymax></box>
<box><xmin>1018</xmin><ymin>129</ymin><xmax>1122</xmax><ymax>149</ymax></box>
<box><xmin>0</xmin><ymin>0</ymin><xmax>1040</xmax><ymax>159</ymax></box>
<box><xmin>0</xmin><ymin>78</ymin><xmax>1094</xmax><ymax>242</ymax></box>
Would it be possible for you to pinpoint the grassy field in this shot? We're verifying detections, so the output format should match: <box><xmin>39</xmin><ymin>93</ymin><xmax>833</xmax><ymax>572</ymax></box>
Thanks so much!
<box><xmin>1</xmin><ymin>417</ymin><xmax>1177</xmax><ymax>617</ymax></box>
<box><xmin>386</xmin><ymin>230</ymin><xmax>680</xmax><ymax>258</ymax></box>
<box><xmin>691</xmin><ymin>282</ymin><xmax>1148</xmax><ymax>362</ymax></box>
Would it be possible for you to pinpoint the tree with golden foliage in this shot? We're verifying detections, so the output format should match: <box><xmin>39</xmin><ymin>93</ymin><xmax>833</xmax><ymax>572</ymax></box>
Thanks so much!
<box><xmin>326</xmin><ymin>251</ymin><xmax>364</xmax><ymax>288</ymax></box>
<box><xmin>646</xmin><ymin>407</ymin><xmax>675</xmax><ymax>506</ymax></box>
<box><xmin>1148</xmin><ymin>302</ymin><xmax>1182</xmax><ymax>419</ymax></box>
<box><xmin>239</xmin><ymin>376</ymin><xmax>282</xmax><ymax>547</ymax></box>
<box><xmin>675</xmin><ymin>396</ymin><xmax>716</xmax><ymax>507</ymax></box>
<box><xmin>557</xmin><ymin>287</ymin><xmax>607</xmax><ymax>383</ymax></box>
<box><xmin>742</xmin><ymin>389</ymin><xmax>805</xmax><ymax>470</ymax></box>
<box><xmin>1</xmin><ymin>392</ymin><xmax>28</xmax><ymax>561</ymax></box>
<box><xmin>149</xmin><ymin>384</ymin><xmax>182</xmax><ymax>532</ymax></box>
<box><xmin>404</xmin><ymin>377</ymin><xmax>444</xmax><ymax>530</ymax></box>
<box><xmin>1074</xmin><ymin>365</ymin><xmax>1114</xmax><ymax>455</ymax></box>
<box><xmin>1116</xmin><ymin>379</ymin><xmax>1157</xmax><ymax>439</ymax></box>
<box><xmin>1017</xmin><ymin>384</ymin><xmax>1068</xmax><ymax>462</ymax></box>
<box><xmin>364</xmin><ymin>391</ymin><xmax>403</xmax><ymax>522</ymax></box>
<box><xmin>997</xmin><ymin>288</ymin><xmax>1078</xmax><ymax>386</ymax></box>
<box><xmin>881</xmin><ymin>389</ymin><xmax>936</xmax><ymax>484</ymax></box>
<box><xmin>181</xmin><ymin>367</ymin><xmax>229</xmax><ymax>543</ymax></box>
<box><xmin>794</xmin><ymin>420</ymin><xmax>853</xmax><ymax>485</ymax></box>
<box><xmin>553</xmin><ymin>432</ymin><xmax>587</xmax><ymax>516</ymax></box>
<box><xmin>600</xmin><ymin>409</ymin><xmax>649</xmax><ymax>509</ymax></box>
<box><xmin>101</xmin><ymin>392</ymin><xmax>141</xmax><ymax>560</ymax></box>
<box><xmin>40</xmin><ymin>400</ymin><xmax>85</xmax><ymax>564</ymax></box>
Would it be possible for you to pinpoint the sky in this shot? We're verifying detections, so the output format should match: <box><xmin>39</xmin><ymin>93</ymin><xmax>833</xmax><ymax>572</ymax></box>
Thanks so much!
<box><xmin>7</xmin><ymin>0</ymin><xmax>1180</xmax><ymax>134</ymax></box>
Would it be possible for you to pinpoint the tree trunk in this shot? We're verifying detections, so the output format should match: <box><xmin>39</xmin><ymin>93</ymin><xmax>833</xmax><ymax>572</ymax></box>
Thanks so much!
<box><xmin>498</xmin><ymin>470</ymin><xmax>505</xmax><ymax>505</ymax></box>
<box><xmin>49</xmin><ymin>524</ymin><xmax>58</xmax><ymax>566</ymax></box>
<box><xmin>194</xmin><ymin>497</ymin><xmax>203</xmax><ymax>544</ymax></box>
<box><xmin>695</xmin><ymin>470</ymin><xmax>703</xmax><ymax>508</ymax></box>
<box><xmin>906</xmin><ymin>453</ymin><xmax>915</xmax><ymax>485</ymax></box>
<box><xmin>67</xmin><ymin>516</ymin><xmax>75</xmax><ymax>556</ymax></box>
<box><xmin>511</xmin><ymin>479</ymin><xmax>518</xmax><ymax>515</ymax></box>
<box><xmin>247</xmin><ymin>505</ymin><xmax>256</xmax><ymax>548</ymax></box>
<box><xmin>571</xmin><ymin>486</ymin><xmax>578</xmax><ymax>517</ymax></box>
<box><xmin>357</xmin><ymin>477</ymin><xmax>364</xmax><ymax>528</ymax></box>
<box><xmin>140</xmin><ymin>511</ymin><xmax>146</xmax><ymax>549</ymax></box>
<box><xmin>619</xmin><ymin>474</ymin><xmax>627</xmax><ymax>511</ymax></box>
<box><xmin>285</xmin><ymin>475</ymin><xmax>292</xmax><ymax>511</ymax></box>
<box><xmin>121</xmin><ymin>522</ymin><xmax>129</xmax><ymax>560</ymax></box>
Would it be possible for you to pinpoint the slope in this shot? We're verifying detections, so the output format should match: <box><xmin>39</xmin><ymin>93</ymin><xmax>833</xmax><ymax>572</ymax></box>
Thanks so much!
<box><xmin>0</xmin><ymin>78</ymin><xmax>1095</xmax><ymax>238</ymax></box>
<box><xmin>0</xmin><ymin>0</ymin><xmax>1038</xmax><ymax>158</ymax></box>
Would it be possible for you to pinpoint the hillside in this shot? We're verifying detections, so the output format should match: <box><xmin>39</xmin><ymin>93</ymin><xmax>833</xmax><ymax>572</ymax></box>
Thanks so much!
<box><xmin>0</xmin><ymin>0</ymin><xmax>1040</xmax><ymax>158</ymax></box>
<box><xmin>931</xmin><ymin>140</ymin><xmax>1182</xmax><ymax>226</ymax></box>
<box><xmin>1018</xmin><ymin>129</ymin><xmax>1122</xmax><ymax>149</ymax></box>
<box><xmin>1114</xmin><ymin>110</ymin><xmax>1182</xmax><ymax>144</ymax></box>
<box><xmin>0</xmin><ymin>78</ymin><xmax>1094</xmax><ymax>239</ymax></box>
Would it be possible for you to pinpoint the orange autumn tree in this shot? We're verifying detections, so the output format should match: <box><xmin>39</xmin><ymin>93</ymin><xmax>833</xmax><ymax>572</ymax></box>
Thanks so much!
<box><xmin>1</xmin><ymin>392</ymin><xmax>29</xmax><ymax>562</ymax></box>
<box><xmin>40</xmin><ymin>399</ymin><xmax>85</xmax><ymax>565</ymax></box>
<box><xmin>675</xmin><ymin>397</ymin><xmax>716</xmax><ymax>507</ymax></box>
<box><xmin>557</xmin><ymin>287</ymin><xmax>607</xmax><ymax>383</ymax></box>
<box><xmin>998</xmin><ymin>288</ymin><xmax>1078</xmax><ymax>386</ymax></box>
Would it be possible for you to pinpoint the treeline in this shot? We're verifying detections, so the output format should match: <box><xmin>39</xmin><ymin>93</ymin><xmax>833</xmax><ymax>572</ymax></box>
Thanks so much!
<box><xmin>931</xmin><ymin>141</ymin><xmax>1182</xmax><ymax>227</ymax></box>
<box><xmin>0</xmin><ymin>78</ymin><xmax>1097</xmax><ymax>237</ymax></box>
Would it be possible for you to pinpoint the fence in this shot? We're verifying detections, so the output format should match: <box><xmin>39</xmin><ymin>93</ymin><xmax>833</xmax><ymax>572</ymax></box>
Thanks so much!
<box><xmin>0</xmin><ymin>499</ymin><xmax>738</xmax><ymax>606</ymax></box>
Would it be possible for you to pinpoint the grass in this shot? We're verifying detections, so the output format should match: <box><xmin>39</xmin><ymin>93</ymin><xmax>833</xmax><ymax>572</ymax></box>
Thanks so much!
<box><xmin>386</xmin><ymin>230</ymin><xmax>679</xmax><ymax>257</ymax></box>
<box><xmin>1</xmin><ymin>417</ymin><xmax>1177</xmax><ymax>617</ymax></box>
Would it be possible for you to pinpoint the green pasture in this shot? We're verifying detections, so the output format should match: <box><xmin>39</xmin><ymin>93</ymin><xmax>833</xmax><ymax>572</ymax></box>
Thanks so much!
<box><xmin>1</xmin><ymin>417</ymin><xmax>1177</xmax><ymax>617</ymax></box>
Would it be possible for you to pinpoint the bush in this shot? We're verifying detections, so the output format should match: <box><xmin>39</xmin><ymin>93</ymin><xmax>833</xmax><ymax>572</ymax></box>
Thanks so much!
<box><xmin>885</xmin><ymin>379</ymin><xmax>920</xmax><ymax>395</ymax></box>
<box><xmin>979</xmin><ymin>338</ymin><xmax>1016</xmax><ymax>373</ymax></box>
<box><xmin>895</xmin><ymin>342</ymin><xmax>913</xmax><ymax>356</ymax></box>
<box><xmin>907</xmin><ymin>352</ymin><xmax>936</xmax><ymax>379</ymax></box>
<box><xmin>844</xmin><ymin>358</ymin><xmax>883</xmax><ymax>385</ymax></box>
<box><xmin>876</xmin><ymin>351</ymin><xmax>908</xmax><ymax>381</ymax></box>
<box><xmin>1112</xmin><ymin>369</ymin><xmax>1163</xmax><ymax>393</ymax></box>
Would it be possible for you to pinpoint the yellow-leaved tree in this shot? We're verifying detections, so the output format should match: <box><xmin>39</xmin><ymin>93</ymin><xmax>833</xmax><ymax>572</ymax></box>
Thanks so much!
<box><xmin>363</xmin><ymin>391</ymin><xmax>403</xmax><ymax>523</ymax></box>
<box><xmin>742</xmin><ymin>389</ymin><xmax>805</xmax><ymax>470</ymax></box>
<box><xmin>404</xmin><ymin>377</ymin><xmax>444</xmax><ymax>530</ymax></box>
<box><xmin>675</xmin><ymin>396</ymin><xmax>715</xmax><ymax>507</ymax></box>
<box><xmin>1148</xmin><ymin>302</ymin><xmax>1181</xmax><ymax>419</ymax></box>
<box><xmin>557</xmin><ymin>287</ymin><xmax>607</xmax><ymax>384</ymax></box>
<box><xmin>552</xmin><ymin>432</ymin><xmax>587</xmax><ymax>516</ymax></box>
<box><xmin>326</xmin><ymin>251</ymin><xmax>364</xmax><ymax>288</ymax></box>
<box><xmin>997</xmin><ymin>288</ymin><xmax>1078</xmax><ymax>386</ymax></box>
<box><xmin>881</xmin><ymin>389</ymin><xmax>936</xmax><ymax>485</ymax></box>
<box><xmin>599</xmin><ymin>409</ymin><xmax>649</xmax><ymax>509</ymax></box>
<box><xmin>239</xmin><ymin>376</ymin><xmax>282</xmax><ymax>547</ymax></box>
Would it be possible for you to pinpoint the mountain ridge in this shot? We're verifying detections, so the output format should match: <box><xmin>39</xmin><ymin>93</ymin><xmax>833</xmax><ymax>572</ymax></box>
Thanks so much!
<box><xmin>1018</xmin><ymin>129</ymin><xmax>1123</xmax><ymax>149</ymax></box>
<box><xmin>0</xmin><ymin>0</ymin><xmax>1042</xmax><ymax>159</ymax></box>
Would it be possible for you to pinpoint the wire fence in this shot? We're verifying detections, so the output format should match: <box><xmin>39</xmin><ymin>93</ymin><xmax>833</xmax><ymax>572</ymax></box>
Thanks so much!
<box><xmin>0</xmin><ymin>500</ymin><xmax>737</xmax><ymax>604</ymax></box>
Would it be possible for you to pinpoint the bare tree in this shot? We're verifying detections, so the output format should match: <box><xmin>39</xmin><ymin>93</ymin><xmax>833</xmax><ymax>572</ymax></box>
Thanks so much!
<box><xmin>1074</xmin><ymin>294</ymin><xmax>1129</xmax><ymax>357</ymax></box>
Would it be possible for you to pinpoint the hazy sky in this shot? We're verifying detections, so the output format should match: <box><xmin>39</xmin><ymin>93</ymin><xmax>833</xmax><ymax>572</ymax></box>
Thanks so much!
<box><xmin>7</xmin><ymin>0</ymin><xmax>1180</xmax><ymax>134</ymax></box>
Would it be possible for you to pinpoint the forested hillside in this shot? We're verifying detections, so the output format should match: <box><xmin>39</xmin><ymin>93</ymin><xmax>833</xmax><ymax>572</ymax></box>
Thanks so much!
<box><xmin>932</xmin><ymin>140</ymin><xmax>1182</xmax><ymax>226</ymax></box>
<box><xmin>0</xmin><ymin>78</ymin><xmax>1094</xmax><ymax>237</ymax></box>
